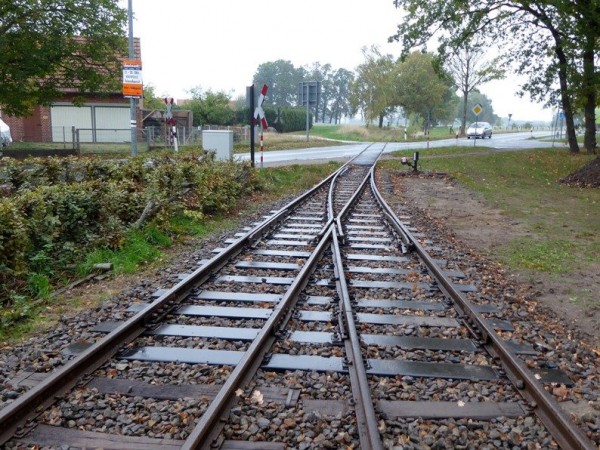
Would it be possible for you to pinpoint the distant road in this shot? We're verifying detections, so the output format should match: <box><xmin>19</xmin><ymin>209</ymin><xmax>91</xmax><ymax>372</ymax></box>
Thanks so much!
<box><xmin>237</xmin><ymin>131</ymin><xmax>565</xmax><ymax>167</ymax></box>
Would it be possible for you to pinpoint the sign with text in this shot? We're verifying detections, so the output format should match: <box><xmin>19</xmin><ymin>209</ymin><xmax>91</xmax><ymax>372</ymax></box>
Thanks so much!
<box><xmin>122</xmin><ymin>59</ymin><xmax>143</xmax><ymax>98</ymax></box>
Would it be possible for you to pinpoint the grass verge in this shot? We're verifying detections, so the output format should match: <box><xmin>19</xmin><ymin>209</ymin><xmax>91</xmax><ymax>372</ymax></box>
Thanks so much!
<box><xmin>381</xmin><ymin>147</ymin><xmax>599</xmax><ymax>276</ymax></box>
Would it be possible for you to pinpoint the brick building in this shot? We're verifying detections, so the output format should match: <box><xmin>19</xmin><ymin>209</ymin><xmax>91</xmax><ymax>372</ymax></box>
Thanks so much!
<box><xmin>2</xmin><ymin>39</ymin><xmax>142</xmax><ymax>144</ymax></box>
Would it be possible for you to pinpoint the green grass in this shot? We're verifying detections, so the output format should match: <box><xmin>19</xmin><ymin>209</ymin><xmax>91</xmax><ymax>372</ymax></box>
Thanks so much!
<box><xmin>392</xmin><ymin>145</ymin><xmax>490</xmax><ymax>159</ymax></box>
<box><xmin>80</xmin><ymin>226</ymin><xmax>172</xmax><ymax>275</ymax></box>
<box><xmin>0</xmin><ymin>294</ymin><xmax>38</xmax><ymax>341</ymax></box>
<box><xmin>502</xmin><ymin>238</ymin><xmax>576</xmax><ymax>272</ymax></box>
<box><xmin>381</xmin><ymin>148</ymin><xmax>599</xmax><ymax>274</ymax></box>
<box><xmin>257</xmin><ymin>162</ymin><xmax>341</xmax><ymax>197</ymax></box>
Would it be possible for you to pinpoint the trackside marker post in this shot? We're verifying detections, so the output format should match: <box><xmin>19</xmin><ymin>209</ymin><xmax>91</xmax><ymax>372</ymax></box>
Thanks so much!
<box><xmin>260</xmin><ymin>131</ymin><xmax>264</xmax><ymax>168</ymax></box>
<box><xmin>472</xmin><ymin>103</ymin><xmax>483</xmax><ymax>147</ymax></box>
<box><xmin>164</xmin><ymin>97</ymin><xmax>178</xmax><ymax>152</ymax></box>
<box><xmin>253</xmin><ymin>84</ymin><xmax>268</xmax><ymax>168</ymax></box>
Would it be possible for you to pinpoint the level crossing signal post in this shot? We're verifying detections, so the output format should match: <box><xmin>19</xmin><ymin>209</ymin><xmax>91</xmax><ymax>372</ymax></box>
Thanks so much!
<box><xmin>247</xmin><ymin>84</ymin><xmax>269</xmax><ymax>168</ymax></box>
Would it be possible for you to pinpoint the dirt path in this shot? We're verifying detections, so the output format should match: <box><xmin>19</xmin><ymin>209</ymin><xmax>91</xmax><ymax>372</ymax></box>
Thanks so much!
<box><xmin>395</xmin><ymin>174</ymin><xmax>599</xmax><ymax>346</ymax></box>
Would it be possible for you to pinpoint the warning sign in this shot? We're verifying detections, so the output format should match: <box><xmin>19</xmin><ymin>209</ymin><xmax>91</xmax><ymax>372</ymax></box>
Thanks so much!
<box><xmin>123</xmin><ymin>59</ymin><xmax>143</xmax><ymax>98</ymax></box>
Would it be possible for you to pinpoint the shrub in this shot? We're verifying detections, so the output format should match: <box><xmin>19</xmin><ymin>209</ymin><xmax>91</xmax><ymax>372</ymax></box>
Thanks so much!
<box><xmin>0</xmin><ymin>199</ymin><xmax>29</xmax><ymax>300</ymax></box>
<box><xmin>0</xmin><ymin>154</ymin><xmax>264</xmax><ymax>307</ymax></box>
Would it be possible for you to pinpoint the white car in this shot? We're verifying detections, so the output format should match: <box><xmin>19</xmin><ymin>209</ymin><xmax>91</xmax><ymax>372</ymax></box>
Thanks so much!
<box><xmin>0</xmin><ymin>118</ymin><xmax>12</xmax><ymax>147</ymax></box>
<box><xmin>466</xmin><ymin>121</ymin><xmax>492</xmax><ymax>139</ymax></box>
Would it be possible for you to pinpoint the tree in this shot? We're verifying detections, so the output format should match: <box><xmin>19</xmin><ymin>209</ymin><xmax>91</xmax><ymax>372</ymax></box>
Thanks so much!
<box><xmin>187</xmin><ymin>87</ymin><xmax>234</xmax><ymax>126</ymax></box>
<box><xmin>350</xmin><ymin>46</ymin><xmax>398</xmax><ymax>127</ymax></box>
<box><xmin>445</xmin><ymin>42</ymin><xmax>504</xmax><ymax>135</ymax></box>
<box><xmin>394</xmin><ymin>52</ymin><xmax>454</xmax><ymax>133</ymax></box>
<box><xmin>253</xmin><ymin>60</ymin><xmax>305</xmax><ymax>107</ymax></box>
<box><xmin>328</xmin><ymin>68</ymin><xmax>355</xmax><ymax>124</ymax></box>
<box><xmin>502</xmin><ymin>2</ymin><xmax>596</xmax><ymax>154</ymax></box>
<box><xmin>303</xmin><ymin>62</ymin><xmax>332</xmax><ymax>123</ymax></box>
<box><xmin>390</xmin><ymin>0</ymin><xmax>599</xmax><ymax>154</ymax></box>
<box><xmin>143</xmin><ymin>84</ymin><xmax>167</xmax><ymax>110</ymax></box>
<box><xmin>0</xmin><ymin>0</ymin><xmax>127</xmax><ymax>117</ymax></box>
<box><xmin>465</xmin><ymin>91</ymin><xmax>498</xmax><ymax>125</ymax></box>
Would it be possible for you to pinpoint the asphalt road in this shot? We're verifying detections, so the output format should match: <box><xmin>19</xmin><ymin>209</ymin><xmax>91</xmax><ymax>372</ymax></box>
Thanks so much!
<box><xmin>237</xmin><ymin>131</ymin><xmax>566</xmax><ymax>167</ymax></box>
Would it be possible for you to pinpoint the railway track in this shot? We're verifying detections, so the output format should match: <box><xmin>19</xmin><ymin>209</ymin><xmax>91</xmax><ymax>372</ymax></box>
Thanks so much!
<box><xmin>0</xmin><ymin>143</ymin><xmax>596</xmax><ymax>449</ymax></box>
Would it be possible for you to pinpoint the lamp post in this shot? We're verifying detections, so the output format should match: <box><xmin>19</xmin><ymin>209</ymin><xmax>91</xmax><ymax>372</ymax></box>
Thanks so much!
<box><xmin>128</xmin><ymin>0</ymin><xmax>138</xmax><ymax>156</ymax></box>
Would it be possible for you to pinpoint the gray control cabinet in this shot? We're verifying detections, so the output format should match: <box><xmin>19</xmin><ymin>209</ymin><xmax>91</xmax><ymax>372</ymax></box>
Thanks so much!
<box><xmin>202</xmin><ymin>130</ymin><xmax>233</xmax><ymax>160</ymax></box>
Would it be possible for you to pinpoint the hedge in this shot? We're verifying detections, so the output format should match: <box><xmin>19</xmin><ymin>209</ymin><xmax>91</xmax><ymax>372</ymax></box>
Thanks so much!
<box><xmin>0</xmin><ymin>153</ymin><xmax>263</xmax><ymax>305</ymax></box>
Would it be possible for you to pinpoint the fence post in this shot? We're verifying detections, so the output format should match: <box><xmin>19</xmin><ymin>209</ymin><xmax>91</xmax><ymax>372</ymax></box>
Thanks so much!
<box><xmin>146</xmin><ymin>127</ymin><xmax>151</xmax><ymax>151</ymax></box>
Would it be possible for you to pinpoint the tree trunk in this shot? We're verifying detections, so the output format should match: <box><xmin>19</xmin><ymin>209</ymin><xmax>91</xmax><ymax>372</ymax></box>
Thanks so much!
<box><xmin>554</xmin><ymin>43</ymin><xmax>579</xmax><ymax>153</ymax></box>
<box><xmin>378</xmin><ymin>113</ymin><xmax>384</xmax><ymax>128</ymax></box>
<box><xmin>461</xmin><ymin>89</ymin><xmax>468</xmax><ymax>136</ymax></box>
<box><xmin>582</xmin><ymin>42</ymin><xmax>597</xmax><ymax>154</ymax></box>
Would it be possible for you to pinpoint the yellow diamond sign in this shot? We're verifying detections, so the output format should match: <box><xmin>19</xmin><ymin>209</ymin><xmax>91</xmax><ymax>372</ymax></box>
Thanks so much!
<box><xmin>472</xmin><ymin>103</ymin><xmax>483</xmax><ymax>116</ymax></box>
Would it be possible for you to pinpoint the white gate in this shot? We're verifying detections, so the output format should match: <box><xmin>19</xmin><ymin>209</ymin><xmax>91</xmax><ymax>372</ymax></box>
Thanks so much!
<box><xmin>50</xmin><ymin>104</ymin><xmax>130</xmax><ymax>143</ymax></box>
<box><xmin>51</xmin><ymin>105</ymin><xmax>92</xmax><ymax>142</ymax></box>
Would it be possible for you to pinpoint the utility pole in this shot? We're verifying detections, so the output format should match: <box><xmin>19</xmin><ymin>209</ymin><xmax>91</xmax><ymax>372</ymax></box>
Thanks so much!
<box><xmin>128</xmin><ymin>0</ymin><xmax>138</xmax><ymax>156</ymax></box>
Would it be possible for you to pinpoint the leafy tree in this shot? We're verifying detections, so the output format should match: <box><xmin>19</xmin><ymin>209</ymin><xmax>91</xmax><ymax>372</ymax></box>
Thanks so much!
<box><xmin>390</xmin><ymin>0</ymin><xmax>599</xmax><ymax>154</ymax></box>
<box><xmin>187</xmin><ymin>87</ymin><xmax>234</xmax><ymax>126</ymax></box>
<box><xmin>350</xmin><ymin>46</ymin><xmax>398</xmax><ymax>127</ymax></box>
<box><xmin>253</xmin><ymin>60</ymin><xmax>305</xmax><ymax>107</ymax></box>
<box><xmin>444</xmin><ymin>42</ymin><xmax>504</xmax><ymax>135</ymax></box>
<box><xmin>465</xmin><ymin>91</ymin><xmax>498</xmax><ymax>125</ymax></box>
<box><xmin>303</xmin><ymin>62</ymin><xmax>332</xmax><ymax>123</ymax></box>
<box><xmin>328</xmin><ymin>68</ymin><xmax>355</xmax><ymax>124</ymax></box>
<box><xmin>501</xmin><ymin>2</ymin><xmax>596</xmax><ymax>153</ymax></box>
<box><xmin>0</xmin><ymin>0</ymin><xmax>127</xmax><ymax>117</ymax></box>
<box><xmin>394</xmin><ymin>51</ymin><xmax>454</xmax><ymax>133</ymax></box>
<box><xmin>142</xmin><ymin>84</ymin><xmax>167</xmax><ymax>110</ymax></box>
<box><xmin>232</xmin><ymin>95</ymin><xmax>247</xmax><ymax>112</ymax></box>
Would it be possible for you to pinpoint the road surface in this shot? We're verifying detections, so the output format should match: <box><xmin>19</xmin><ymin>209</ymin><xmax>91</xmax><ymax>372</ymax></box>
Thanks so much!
<box><xmin>237</xmin><ymin>131</ymin><xmax>566</xmax><ymax>167</ymax></box>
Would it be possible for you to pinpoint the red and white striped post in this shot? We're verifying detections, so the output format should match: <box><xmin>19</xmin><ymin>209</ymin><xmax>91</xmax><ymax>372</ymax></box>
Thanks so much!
<box><xmin>260</xmin><ymin>129</ymin><xmax>264</xmax><ymax>168</ymax></box>
<box><xmin>253</xmin><ymin>84</ymin><xmax>268</xmax><ymax>168</ymax></box>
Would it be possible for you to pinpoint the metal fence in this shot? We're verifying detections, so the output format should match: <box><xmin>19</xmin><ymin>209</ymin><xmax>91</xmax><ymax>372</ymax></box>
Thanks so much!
<box><xmin>201</xmin><ymin>125</ymin><xmax>251</xmax><ymax>143</ymax></box>
<box><xmin>65</xmin><ymin>124</ymin><xmax>253</xmax><ymax>151</ymax></box>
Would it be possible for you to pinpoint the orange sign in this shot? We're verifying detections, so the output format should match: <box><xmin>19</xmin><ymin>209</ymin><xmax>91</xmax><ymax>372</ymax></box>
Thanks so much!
<box><xmin>123</xmin><ymin>59</ymin><xmax>143</xmax><ymax>98</ymax></box>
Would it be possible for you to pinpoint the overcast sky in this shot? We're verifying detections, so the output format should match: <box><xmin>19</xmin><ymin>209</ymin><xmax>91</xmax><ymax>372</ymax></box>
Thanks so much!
<box><xmin>126</xmin><ymin>0</ymin><xmax>552</xmax><ymax>122</ymax></box>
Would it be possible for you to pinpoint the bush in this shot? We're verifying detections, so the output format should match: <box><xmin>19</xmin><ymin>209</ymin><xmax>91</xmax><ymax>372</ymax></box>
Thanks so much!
<box><xmin>0</xmin><ymin>153</ymin><xmax>264</xmax><ymax>307</ymax></box>
<box><xmin>0</xmin><ymin>199</ymin><xmax>29</xmax><ymax>300</ymax></box>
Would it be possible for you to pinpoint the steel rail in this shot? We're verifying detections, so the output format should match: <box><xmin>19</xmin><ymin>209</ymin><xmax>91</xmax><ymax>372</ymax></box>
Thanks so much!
<box><xmin>334</xmin><ymin>170</ymin><xmax>371</xmax><ymax>242</ymax></box>
<box><xmin>187</xmin><ymin>150</ymin><xmax>384</xmax><ymax>449</ymax></box>
<box><xmin>318</xmin><ymin>143</ymin><xmax>376</xmax><ymax>241</ymax></box>
<box><xmin>370</xmin><ymin>168</ymin><xmax>596</xmax><ymax>450</ymax></box>
<box><xmin>326</xmin><ymin>165</ymin><xmax>349</xmax><ymax>223</ymax></box>
<box><xmin>331</xmin><ymin>225</ymin><xmax>385</xmax><ymax>450</ymax></box>
<box><xmin>334</xmin><ymin>146</ymin><xmax>386</xmax><ymax>241</ymax></box>
<box><xmin>183</xmin><ymin>227</ymin><xmax>335</xmax><ymax>449</ymax></box>
<box><xmin>0</xmin><ymin>148</ymin><xmax>381</xmax><ymax>445</ymax></box>
<box><xmin>0</xmin><ymin>164</ymin><xmax>341</xmax><ymax>446</ymax></box>
<box><xmin>367</xmin><ymin>166</ymin><xmax>412</xmax><ymax>254</ymax></box>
